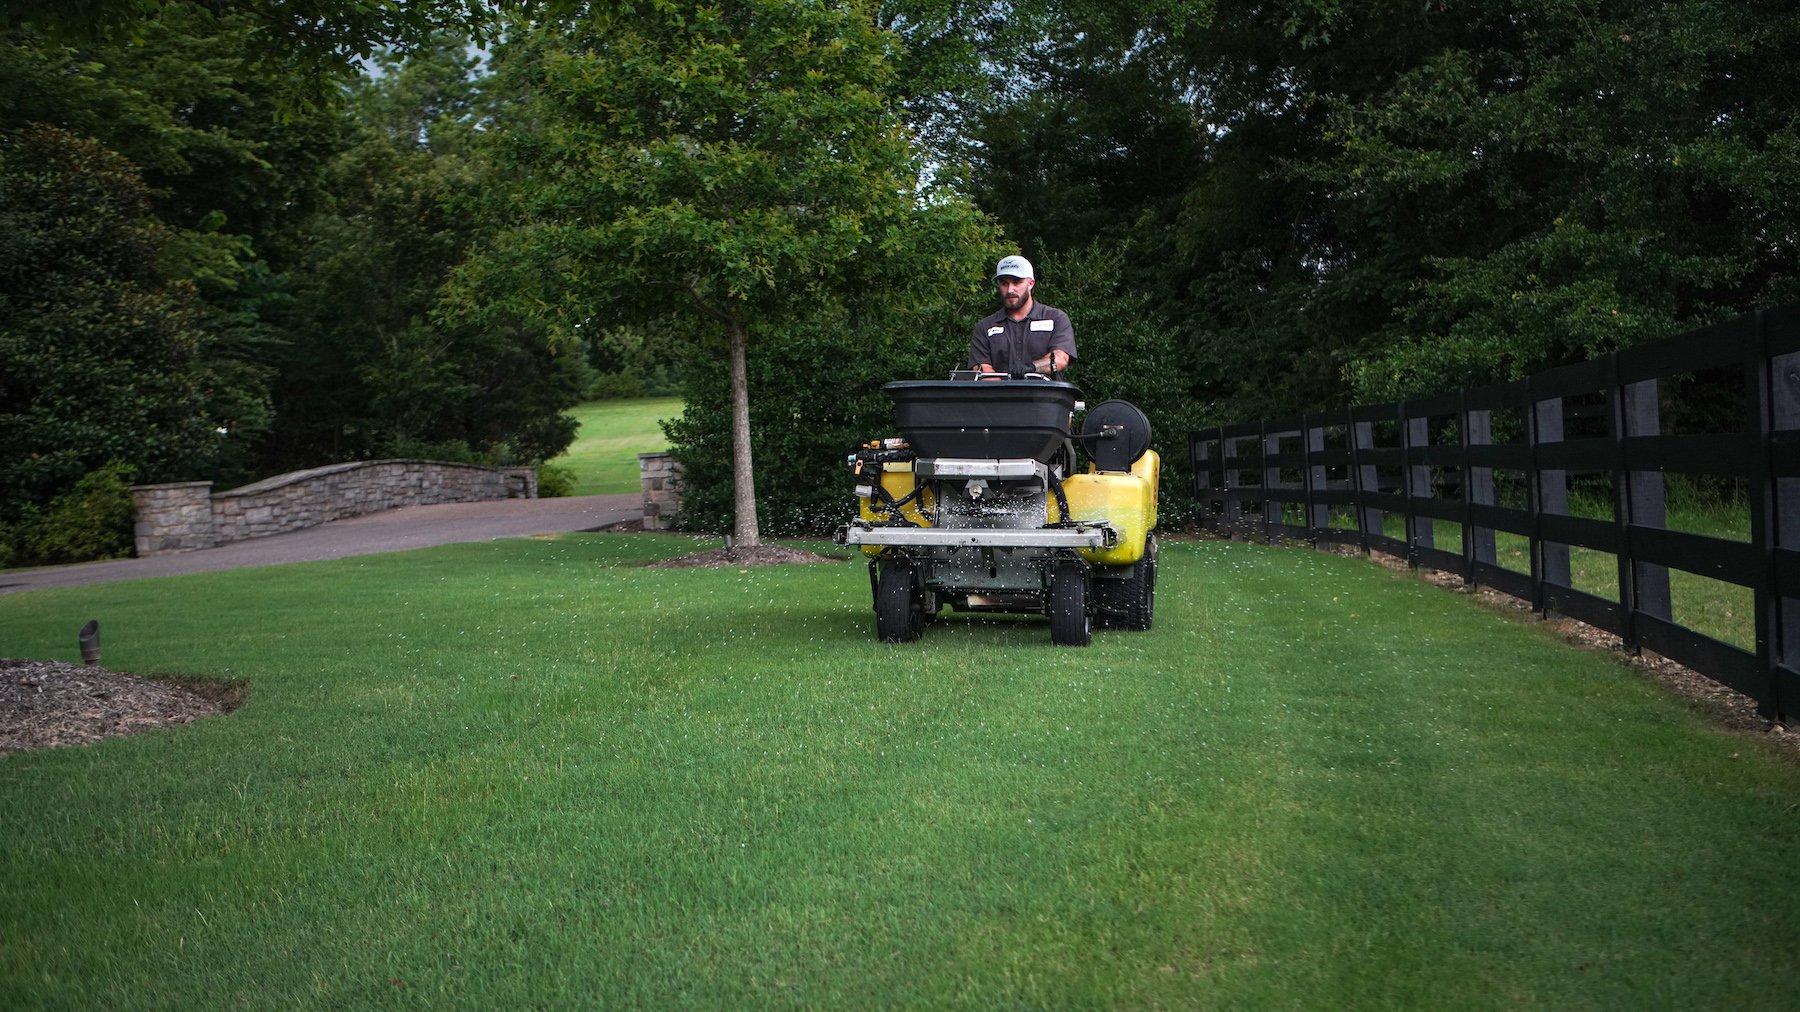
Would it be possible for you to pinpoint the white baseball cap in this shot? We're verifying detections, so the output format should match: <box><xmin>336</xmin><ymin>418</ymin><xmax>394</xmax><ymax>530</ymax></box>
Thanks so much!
<box><xmin>993</xmin><ymin>255</ymin><xmax>1035</xmax><ymax>281</ymax></box>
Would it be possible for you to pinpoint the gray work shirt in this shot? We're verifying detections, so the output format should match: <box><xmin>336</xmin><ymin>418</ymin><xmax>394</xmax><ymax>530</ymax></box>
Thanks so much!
<box><xmin>968</xmin><ymin>302</ymin><xmax>1077</xmax><ymax>376</ymax></box>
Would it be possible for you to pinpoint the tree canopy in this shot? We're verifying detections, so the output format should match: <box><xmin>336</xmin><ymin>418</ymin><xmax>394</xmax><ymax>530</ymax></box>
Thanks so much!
<box><xmin>5</xmin><ymin>0</ymin><xmax>1797</xmax><ymax>559</ymax></box>
<box><xmin>451</xmin><ymin>0</ymin><xmax>996</xmax><ymax>545</ymax></box>
<box><xmin>967</xmin><ymin>0</ymin><xmax>1800</xmax><ymax>418</ymax></box>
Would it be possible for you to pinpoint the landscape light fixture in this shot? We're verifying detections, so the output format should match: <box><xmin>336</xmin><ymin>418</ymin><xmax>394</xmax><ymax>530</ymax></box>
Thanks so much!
<box><xmin>78</xmin><ymin>619</ymin><xmax>100</xmax><ymax>666</ymax></box>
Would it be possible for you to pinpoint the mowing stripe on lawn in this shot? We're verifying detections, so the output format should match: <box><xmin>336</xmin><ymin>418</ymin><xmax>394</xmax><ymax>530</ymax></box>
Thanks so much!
<box><xmin>1</xmin><ymin>536</ymin><xmax>1795</xmax><ymax>1008</ymax></box>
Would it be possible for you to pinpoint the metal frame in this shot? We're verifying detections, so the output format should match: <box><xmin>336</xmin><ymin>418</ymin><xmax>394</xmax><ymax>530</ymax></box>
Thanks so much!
<box><xmin>835</xmin><ymin>523</ymin><xmax>1117</xmax><ymax>550</ymax></box>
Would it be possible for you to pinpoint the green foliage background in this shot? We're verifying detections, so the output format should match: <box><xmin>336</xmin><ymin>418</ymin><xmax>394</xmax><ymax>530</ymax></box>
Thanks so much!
<box><xmin>4</xmin><ymin>0</ymin><xmax>1798</xmax><ymax>554</ymax></box>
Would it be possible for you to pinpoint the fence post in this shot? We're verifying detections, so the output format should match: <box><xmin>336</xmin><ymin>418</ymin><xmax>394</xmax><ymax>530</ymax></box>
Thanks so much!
<box><xmin>1222</xmin><ymin>429</ymin><xmax>1243</xmax><ymax>539</ymax></box>
<box><xmin>1760</xmin><ymin>314</ymin><xmax>1797</xmax><ymax>719</ymax></box>
<box><xmin>1529</xmin><ymin>381</ymin><xmax>1572</xmax><ymax>612</ymax></box>
<box><xmin>1403</xmin><ymin>405</ymin><xmax>1431</xmax><ymax>567</ymax></box>
<box><xmin>1465</xmin><ymin>393</ymin><xmax>1497</xmax><ymax>576</ymax></box>
<box><xmin>1616</xmin><ymin>370</ymin><xmax>1672</xmax><ymax>652</ymax></box>
<box><xmin>1353</xmin><ymin>415</ymin><xmax>1379</xmax><ymax>556</ymax></box>
<box><xmin>1305</xmin><ymin>414</ymin><xmax>1329</xmax><ymax>550</ymax></box>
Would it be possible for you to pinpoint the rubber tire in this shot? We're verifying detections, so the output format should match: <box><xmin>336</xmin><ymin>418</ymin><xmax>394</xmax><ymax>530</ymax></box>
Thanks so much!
<box><xmin>875</xmin><ymin>562</ymin><xmax>925</xmax><ymax>643</ymax></box>
<box><xmin>1047</xmin><ymin>561</ymin><xmax>1092</xmax><ymax>647</ymax></box>
<box><xmin>1142</xmin><ymin>535</ymin><xmax>1158</xmax><ymax>629</ymax></box>
<box><xmin>1128</xmin><ymin>534</ymin><xmax>1158</xmax><ymax>631</ymax></box>
<box><xmin>1093</xmin><ymin>535</ymin><xmax>1158</xmax><ymax>631</ymax></box>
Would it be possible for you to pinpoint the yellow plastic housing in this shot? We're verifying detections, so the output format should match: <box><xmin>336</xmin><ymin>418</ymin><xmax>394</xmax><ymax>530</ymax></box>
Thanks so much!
<box><xmin>1131</xmin><ymin>448</ymin><xmax>1161</xmax><ymax>533</ymax></box>
<box><xmin>856</xmin><ymin>462</ymin><xmax>934</xmax><ymax>557</ymax></box>
<box><xmin>1051</xmin><ymin>449</ymin><xmax>1161</xmax><ymax>566</ymax></box>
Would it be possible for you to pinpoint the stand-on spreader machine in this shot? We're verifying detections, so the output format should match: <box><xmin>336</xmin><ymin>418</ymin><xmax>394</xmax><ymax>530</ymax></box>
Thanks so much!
<box><xmin>834</xmin><ymin>374</ymin><xmax>1159</xmax><ymax>646</ymax></box>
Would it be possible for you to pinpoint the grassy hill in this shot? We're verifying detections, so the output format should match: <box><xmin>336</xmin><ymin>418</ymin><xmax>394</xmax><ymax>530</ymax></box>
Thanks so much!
<box><xmin>552</xmin><ymin>397</ymin><xmax>682</xmax><ymax>496</ymax></box>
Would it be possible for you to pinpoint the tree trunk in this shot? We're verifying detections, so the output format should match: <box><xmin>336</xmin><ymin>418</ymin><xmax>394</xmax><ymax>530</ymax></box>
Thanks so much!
<box><xmin>726</xmin><ymin>315</ymin><xmax>761</xmax><ymax>547</ymax></box>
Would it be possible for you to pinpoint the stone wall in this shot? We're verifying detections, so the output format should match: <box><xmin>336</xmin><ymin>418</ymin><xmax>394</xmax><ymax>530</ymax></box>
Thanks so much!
<box><xmin>638</xmin><ymin>452</ymin><xmax>684</xmax><ymax>531</ymax></box>
<box><xmin>132</xmin><ymin>460</ymin><xmax>538</xmax><ymax>556</ymax></box>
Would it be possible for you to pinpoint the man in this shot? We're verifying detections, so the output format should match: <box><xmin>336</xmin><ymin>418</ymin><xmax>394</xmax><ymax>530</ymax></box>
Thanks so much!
<box><xmin>969</xmin><ymin>254</ymin><xmax>1076</xmax><ymax>377</ymax></box>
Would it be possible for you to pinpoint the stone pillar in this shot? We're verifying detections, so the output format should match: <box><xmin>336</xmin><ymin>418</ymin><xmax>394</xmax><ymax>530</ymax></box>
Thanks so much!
<box><xmin>501</xmin><ymin>467</ymin><xmax>538</xmax><ymax>499</ymax></box>
<box><xmin>131</xmin><ymin>481</ymin><xmax>218</xmax><ymax>556</ymax></box>
<box><xmin>638</xmin><ymin>452</ymin><xmax>683</xmax><ymax>531</ymax></box>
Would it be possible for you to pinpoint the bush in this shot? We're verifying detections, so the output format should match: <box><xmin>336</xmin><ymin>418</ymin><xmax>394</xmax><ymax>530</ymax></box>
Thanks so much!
<box><xmin>380</xmin><ymin>437</ymin><xmax>482</xmax><ymax>464</ymax></box>
<box><xmin>18</xmin><ymin>462</ymin><xmax>137</xmax><ymax>565</ymax></box>
<box><xmin>536</xmin><ymin>464</ymin><xmax>577</xmax><ymax>498</ymax></box>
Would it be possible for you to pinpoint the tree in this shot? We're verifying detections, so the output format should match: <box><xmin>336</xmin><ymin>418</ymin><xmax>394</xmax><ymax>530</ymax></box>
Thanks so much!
<box><xmin>2</xmin><ymin>0</ymin><xmax>507</xmax><ymax>86</ymax></box>
<box><xmin>0</xmin><ymin>124</ymin><xmax>249</xmax><ymax>559</ymax></box>
<box><xmin>1303</xmin><ymin>0</ymin><xmax>1800</xmax><ymax>400</ymax></box>
<box><xmin>264</xmin><ymin>36</ymin><xmax>587</xmax><ymax>469</ymax></box>
<box><xmin>965</xmin><ymin>0</ymin><xmax>1800</xmax><ymax>421</ymax></box>
<box><xmin>1</xmin><ymin>12</ymin><xmax>590</xmax><ymax>563</ymax></box>
<box><xmin>457</xmin><ymin>0</ymin><xmax>987</xmax><ymax>546</ymax></box>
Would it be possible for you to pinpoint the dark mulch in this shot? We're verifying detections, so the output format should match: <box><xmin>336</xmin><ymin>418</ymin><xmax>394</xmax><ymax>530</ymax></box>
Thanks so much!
<box><xmin>0</xmin><ymin>658</ymin><xmax>242</xmax><ymax>756</ymax></box>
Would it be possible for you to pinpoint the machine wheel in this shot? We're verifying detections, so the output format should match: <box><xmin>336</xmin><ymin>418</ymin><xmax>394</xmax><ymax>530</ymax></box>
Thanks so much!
<box><xmin>1046</xmin><ymin>561</ymin><xmax>1091</xmax><ymax>647</ymax></box>
<box><xmin>1130</xmin><ymin>534</ymin><xmax>1159</xmax><ymax>630</ymax></box>
<box><xmin>1145</xmin><ymin>535</ymin><xmax>1159</xmax><ymax>627</ymax></box>
<box><xmin>875</xmin><ymin>562</ymin><xmax>925</xmax><ymax>643</ymax></box>
<box><xmin>1094</xmin><ymin>535</ymin><xmax>1158</xmax><ymax>631</ymax></box>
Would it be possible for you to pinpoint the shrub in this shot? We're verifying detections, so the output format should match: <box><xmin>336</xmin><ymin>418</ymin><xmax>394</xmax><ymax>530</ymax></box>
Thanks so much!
<box><xmin>20</xmin><ymin>462</ymin><xmax>137</xmax><ymax>565</ymax></box>
<box><xmin>536</xmin><ymin>464</ymin><xmax>577</xmax><ymax>498</ymax></box>
<box><xmin>381</xmin><ymin>437</ymin><xmax>481</xmax><ymax>464</ymax></box>
<box><xmin>586</xmin><ymin>370</ymin><xmax>646</xmax><ymax>400</ymax></box>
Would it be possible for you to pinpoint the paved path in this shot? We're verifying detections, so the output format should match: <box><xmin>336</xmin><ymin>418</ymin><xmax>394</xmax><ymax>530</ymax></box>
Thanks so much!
<box><xmin>0</xmin><ymin>494</ymin><xmax>640</xmax><ymax>595</ymax></box>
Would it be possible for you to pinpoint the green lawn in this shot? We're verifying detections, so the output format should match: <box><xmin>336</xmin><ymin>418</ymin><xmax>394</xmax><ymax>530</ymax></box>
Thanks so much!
<box><xmin>1315</xmin><ymin>502</ymin><xmax>1758</xmax><ymax>650</ymax></box>
<box><xmin>553</xmin><ymin>397</ymin><xmax>682</xmax><ymax>496</ymax></box>
<box><xmin>2</xmin><ymin>536</ymin><xmax>1797</xmax><ymax>1007</ymax></box>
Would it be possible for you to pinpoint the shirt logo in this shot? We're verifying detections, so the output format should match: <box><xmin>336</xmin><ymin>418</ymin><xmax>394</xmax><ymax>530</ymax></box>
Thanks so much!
<box><xmin>1029</xmin><ymin>319</ymin><xmax>1054</xmax><ymax>332</ymax></box>
<box><xmin>987</xmin><ymin>326</ymin><xmax>1005</xmax><ymax>337</ymax></box>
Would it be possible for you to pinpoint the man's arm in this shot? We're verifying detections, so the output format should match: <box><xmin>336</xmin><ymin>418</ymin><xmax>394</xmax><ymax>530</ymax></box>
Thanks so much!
<box><xmin>969</xmin><ymin>318</ymin><xmax>997</xmax><ymax>371</ymax></box>
<box><xmin>1030</xmin><ymin>310</ymin><xmax>1076</xmax><ymax>372</ymax></box>
<box><xmin>1051</xmin><ymin>309</ymin><xmax>1076</xmax><ymax>365</ymax></box>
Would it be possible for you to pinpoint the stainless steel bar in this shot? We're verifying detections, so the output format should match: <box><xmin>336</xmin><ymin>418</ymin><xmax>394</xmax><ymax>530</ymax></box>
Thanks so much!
<box><xmin>835</xmin><ymin>525</ymin><xmax>1116</xmax><ymax>549</ymax></box>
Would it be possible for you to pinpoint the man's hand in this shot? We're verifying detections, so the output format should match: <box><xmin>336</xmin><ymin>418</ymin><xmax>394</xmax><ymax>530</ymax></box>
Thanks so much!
<box><xmin>1031</xmin><ymin>350</ymin><xmax>1070</xmax><ymax>373</ymax></box>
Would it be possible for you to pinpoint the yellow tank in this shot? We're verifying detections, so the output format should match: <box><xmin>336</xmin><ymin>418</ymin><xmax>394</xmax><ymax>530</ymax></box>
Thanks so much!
<box><xmin>1131</xmin><ymin>448</ymin><xmax>1161</xmax><ymax>533</ymax></box>
<box><xmin>1050</xmin><ymin>449</ymin><xmax>1160</xmax><ymax>566</ymax></box>
<box><xmin>856</xmin><ymin>461</ymin><xmax>934</xmax><ymax>557</ymax></box>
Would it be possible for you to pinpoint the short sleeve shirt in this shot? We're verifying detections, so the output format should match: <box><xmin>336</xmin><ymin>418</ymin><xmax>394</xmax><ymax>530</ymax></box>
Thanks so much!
<box><xmin>968</xmin><ymin>302</ymin><xmax>1077</xmax><ymax>376</ymax></box>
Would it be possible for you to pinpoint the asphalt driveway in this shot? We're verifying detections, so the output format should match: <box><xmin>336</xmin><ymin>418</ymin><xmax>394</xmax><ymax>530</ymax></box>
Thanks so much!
<box><xmin>0</xmin><ymin>494</ymin><xmax>640</xmax><ymax>595</ymax></box>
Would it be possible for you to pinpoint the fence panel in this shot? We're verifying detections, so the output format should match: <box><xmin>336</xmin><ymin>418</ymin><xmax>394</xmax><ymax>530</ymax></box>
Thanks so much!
<box><xmin>1189</xmin><ymin>303</ymin><xmax>1800</xmax><ymax>721</ymax></box>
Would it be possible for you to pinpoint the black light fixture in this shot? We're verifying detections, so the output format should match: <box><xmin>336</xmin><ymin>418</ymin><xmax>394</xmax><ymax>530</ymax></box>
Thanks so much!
<box><xmin>78</xmin><ymin>619</ymin><xmax>100</xmax><ymax>666</ymax></box>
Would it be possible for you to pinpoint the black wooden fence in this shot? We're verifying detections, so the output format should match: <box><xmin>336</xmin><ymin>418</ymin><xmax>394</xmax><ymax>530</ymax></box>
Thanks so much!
<box><xmin>1189</xmin><ymin>303</ymin><xmax>1800</xmax><ymax>721</ymax></box>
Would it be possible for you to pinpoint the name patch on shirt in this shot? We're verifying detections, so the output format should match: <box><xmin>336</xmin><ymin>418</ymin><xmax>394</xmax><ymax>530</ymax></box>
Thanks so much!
<box><xmin>1029</xmin><ymin>319</ymin><xmax>1054</xmax><ymax>332</ymax></box>
<box><xmin>987</xmin><ymin>326</ymin><xmax>1005</xmax><ymax>337</ymax></box>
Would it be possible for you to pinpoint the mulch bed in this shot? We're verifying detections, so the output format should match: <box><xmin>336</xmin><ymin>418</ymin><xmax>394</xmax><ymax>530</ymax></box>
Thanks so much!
<box><xmin>0</xmin><ymin>658</ymin><xmax>240</xmax><ymax>757</ymax></box>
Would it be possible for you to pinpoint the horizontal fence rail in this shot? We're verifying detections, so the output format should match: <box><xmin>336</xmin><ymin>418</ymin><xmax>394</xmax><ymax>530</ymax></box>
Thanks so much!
<box><xmin>1190</xmin><ymin>303</ymin><xmax>1800</xmax><ymax>722</ymax></box>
